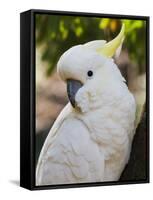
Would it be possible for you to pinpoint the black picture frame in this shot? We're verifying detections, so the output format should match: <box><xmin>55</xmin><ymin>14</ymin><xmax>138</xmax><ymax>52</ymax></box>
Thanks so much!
<box><xmin>20</xmin><ymin>9</ymin><xmax>150</xmax><ymax>190</ymax></box>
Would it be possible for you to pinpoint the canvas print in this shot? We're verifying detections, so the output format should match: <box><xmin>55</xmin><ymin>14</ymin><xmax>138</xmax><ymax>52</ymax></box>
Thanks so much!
<box><xmin>35</xmin><ymin>13</ymin><xmax>148</xmax><ymax>187</ymax></box>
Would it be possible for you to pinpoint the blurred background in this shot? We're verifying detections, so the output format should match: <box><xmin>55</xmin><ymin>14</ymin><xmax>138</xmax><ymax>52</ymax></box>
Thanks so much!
<box><xmin>35</xmin><ymin>14</ymin><xmax>146</xmax><ymax>163</ymax></box>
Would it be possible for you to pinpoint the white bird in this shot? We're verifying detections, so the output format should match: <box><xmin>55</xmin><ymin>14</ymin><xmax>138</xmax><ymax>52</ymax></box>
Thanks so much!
<box><xmin>36</xmin><ymin>24</ymin><xmax>136</xmax><ymax>185</ymax></box>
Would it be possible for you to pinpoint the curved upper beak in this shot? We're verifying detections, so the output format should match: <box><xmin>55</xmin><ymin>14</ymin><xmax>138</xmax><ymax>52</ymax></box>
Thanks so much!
<box><xmin>67</xmin><ymin>79</ymin><xmax>83</xmax><ymax>108</ymax></box>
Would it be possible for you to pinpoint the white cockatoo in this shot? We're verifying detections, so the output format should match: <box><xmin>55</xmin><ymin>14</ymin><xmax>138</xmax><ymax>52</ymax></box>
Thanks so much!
<box><xmin>36</xmin><ymin>24</ymin><xmax>136</xmax><ymax>185</ymax></box>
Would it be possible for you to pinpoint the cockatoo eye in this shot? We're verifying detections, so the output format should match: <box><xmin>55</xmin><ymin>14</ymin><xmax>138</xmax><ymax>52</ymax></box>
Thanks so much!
<box><xmin>87</xmin><ymin>70</ymin><xmax>93</xmax><ymax>77</ymax></box>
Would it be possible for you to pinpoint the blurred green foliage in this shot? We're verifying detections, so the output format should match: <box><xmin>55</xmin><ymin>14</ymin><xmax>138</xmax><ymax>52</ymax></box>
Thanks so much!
<box><xmin>36</xmin><ymin>14</ymin><xmax>146</xmax><ymax>76</ymax></box>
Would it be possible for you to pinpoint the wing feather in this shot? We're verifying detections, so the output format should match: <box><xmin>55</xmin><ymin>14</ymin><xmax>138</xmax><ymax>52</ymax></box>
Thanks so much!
<box><xmin>36</xmin><ymin>104</ymin><xmax>104</xmax><ymax>185</ymax></box>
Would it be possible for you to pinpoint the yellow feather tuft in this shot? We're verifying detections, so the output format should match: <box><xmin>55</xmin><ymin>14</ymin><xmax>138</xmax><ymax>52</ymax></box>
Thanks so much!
<box><xmin>97</xmin><ymin>24</ymin><xmax>125</xmax><ymax>58</ymax></box>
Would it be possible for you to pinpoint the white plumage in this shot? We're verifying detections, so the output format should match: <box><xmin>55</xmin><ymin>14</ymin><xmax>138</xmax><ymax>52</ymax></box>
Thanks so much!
<box><xmin>36</xmin><ymin>25</ymin><xmax>136</xmax><ymax>185</ymax></box>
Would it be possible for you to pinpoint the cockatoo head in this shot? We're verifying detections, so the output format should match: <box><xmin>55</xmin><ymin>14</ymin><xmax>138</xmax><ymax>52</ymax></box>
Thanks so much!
<box><xmin>57</xmin><ymin>24</ymin><xmax>126</xmax><ymax>113</ymax></box>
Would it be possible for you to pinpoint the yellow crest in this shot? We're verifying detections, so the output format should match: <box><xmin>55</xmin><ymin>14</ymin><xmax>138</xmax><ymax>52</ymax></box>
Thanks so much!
<box><xmin>97</xmin><ymin>24</ymin><xmax>125</xmax><ymax>58</ymax></box>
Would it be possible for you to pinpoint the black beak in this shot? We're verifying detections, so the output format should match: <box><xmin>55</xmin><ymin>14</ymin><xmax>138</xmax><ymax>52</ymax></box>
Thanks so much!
<box><xmin>67</xmin><ymin>79</ymin><xmax>83</xmax><ymax>108</ymax></box>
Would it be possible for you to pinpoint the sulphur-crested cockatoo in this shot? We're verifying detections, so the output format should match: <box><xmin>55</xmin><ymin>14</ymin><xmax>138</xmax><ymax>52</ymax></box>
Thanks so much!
<box><xmin>36</xmin><ymin>24</ymin><xmax>136</xmax><ymax>185</ymax></box>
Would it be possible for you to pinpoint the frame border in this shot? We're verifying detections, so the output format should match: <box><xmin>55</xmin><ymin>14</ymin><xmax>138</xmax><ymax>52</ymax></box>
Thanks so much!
<box><xmin>20</xmin><ymin>9</ymin><xmax>150</xmax><ymax>190</ymax></box>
